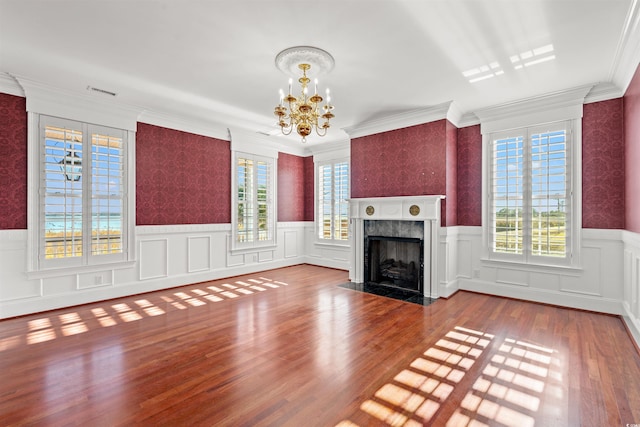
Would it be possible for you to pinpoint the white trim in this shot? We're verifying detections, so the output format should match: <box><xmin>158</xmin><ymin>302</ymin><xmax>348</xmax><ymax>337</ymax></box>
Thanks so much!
<box><xmin>459</xmin><ymin>277</ymin><xmax>623</xmax><ymax>315</ymax></box>
<box><xmin>229</xmin><ymin>127</ymin><xmax>280</xmax><ymax>159</ymax></box>
<box><xmin>480</xmin><ymin>89</ymin><xmax>585</xmax><ymax>270</ymax></box>
<box><xmin>34</xmin><ymin>115</ymin><xmax>131</xmax><ymax>271</ymax></box>
<box><xmin>27</xmin><ymin>260</ymin><xmax>136</xmax><ymax>280</ymax></box>
<box><xmin>231</xmin><ymin>151</ymin><xmax>277</xmax><ymax>251</ymax></box>
<box><xmin>312</xmin><ymin>146</ymin><xmax>350</xmax><ymax>163</ymax></box>
<box><xmin>315</xmin><ymin>158</ymin><xmax>350</xmax><ymax>245</ymax></box>
<box><xmin>16</xmin><ymin>76</ymin><xmax>140</xmax><ymax>131</ymax></box>
<box><xmin>136</xmin><ymin>223</ymin><xmax>231</xmax><ymax>235</ymax></box>
<box><xmin>475</xmin><ymin>85</ymin><xmax>592</xmax><ymax>134</ymax></box>
<box><xmin>0</xmin><ymin>72</ymin><xmax>24</xmax><ymax>97</ymax></box>
<box><xmin>584</xmin><ymin>82</ymin><xmax>624</xmax><ymax>104</ymax></box>
<box><xmin>610</xmin><ymin>0</ymin><xmax>640</xmax><ymax>92</ymax></box>
<box><xmin>345</xmin><ymin>101</ymin><xmax>461</xmax><ymax>138</ymax></box>
<box><xmin>138</xmin><ymin>111</ymin><xmax>230</xmax><ymax>141</ymax></box>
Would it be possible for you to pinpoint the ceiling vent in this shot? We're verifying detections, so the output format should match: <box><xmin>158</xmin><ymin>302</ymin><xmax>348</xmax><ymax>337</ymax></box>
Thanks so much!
<box><xmin>86</xmin><ymin>86</ymin><xmax>117</xmax><ymax>97</ymax></box>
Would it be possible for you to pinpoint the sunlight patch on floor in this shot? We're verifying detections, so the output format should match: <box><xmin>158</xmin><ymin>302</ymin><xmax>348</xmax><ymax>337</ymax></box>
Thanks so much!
<box><xmin>1</xmin><ymin>273</ymin><xmax>288</xmax><ymax>350</ymax></box>
<box><xmin>338</xmin><ymin>325</ymin><xmax>560</xmax><ymax>427</ymax></box>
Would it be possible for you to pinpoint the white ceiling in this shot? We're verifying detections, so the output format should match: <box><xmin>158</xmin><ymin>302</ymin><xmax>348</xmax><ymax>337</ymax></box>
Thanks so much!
<box><xmin>1</xmin><ymin>0</ymin><xmax>638</xmax><ymax>145</ymax></box>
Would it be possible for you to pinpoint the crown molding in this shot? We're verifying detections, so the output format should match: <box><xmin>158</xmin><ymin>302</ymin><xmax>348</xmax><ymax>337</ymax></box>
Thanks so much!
<box><xmin>306</xmin><ymin>138</ymin><xmax>350</xmax><ymax>160</ymax></box>
<box><xmin>474</xmin><ymin>84</ymin><xmax>594</xmax><ymax>134</ymax></box>
<box><xmin>14</xmin><ymin>74</ymin><xmax>142</xmax><ymax>131</ymax></box>
<box><xmin>0</xmin><ymin>72</ymin><xmax>25</xmax><ymax>97</ymax></box>
<box><xmin>345</xmin><ymin>101</ymin><xmax>462</xmax><ymax>138</ymax></box>
<box><xmin>610</xmin><ymin>0</ymin><xmax>640</xmax><ymax>93</ymax></box>
<box><xmin>584</xmin><ymin>82</ymin><xmax>625</xmax><ymax>104</ymax></box>
<box><xmin>457</xmin><ymin>112</ymin><xmax>481</xmax><ymax>128</ymax></box>
<box><xmin>138</xmin><ymin>110</ymin><xmax>230</xmax><ymax>141</ymax></box>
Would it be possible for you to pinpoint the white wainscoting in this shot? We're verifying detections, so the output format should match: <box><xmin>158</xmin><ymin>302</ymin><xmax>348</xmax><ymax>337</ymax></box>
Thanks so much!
<box><xmin>0</xmin><ymin>221</ymin><xmax>346</xmax><ymax>319</ymax></box>
<box><xmin>452</xmin><ymin>227</ymin><xmax>625</xmax><ymax>314</ymax></box>
<box><xmin>623</xmin><ymin>230</ymin><xmax>640</xmax><ymax>347</ymax></box>
<box><xmin>438</xmin><ymin>227</ymin><xmax>459</xmax><ymax>298</ymax></box>
<box><xmin>303</xmin><ymin>225</ymin><xmax>351</xmax><ymax>271</ymax></box>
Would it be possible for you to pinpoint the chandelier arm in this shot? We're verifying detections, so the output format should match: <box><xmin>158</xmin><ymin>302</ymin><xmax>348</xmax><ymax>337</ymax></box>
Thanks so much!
<box><xmin>315</xmin><ymin>125</ymin><xmax>329</xmax><ymax>137</ymax></box>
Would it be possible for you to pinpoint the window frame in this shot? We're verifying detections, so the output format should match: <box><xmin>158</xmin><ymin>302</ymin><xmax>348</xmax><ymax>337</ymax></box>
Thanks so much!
<box><xmin>486</xmin><ymin>120</ymin><xmax>575</xmax><ymax>267</ymax></box>
<box><xmin>315</xmin><ymin>158</ymin><xmax>350</xmax><ymax>245</ymax></box>
<box><xmin>231</xmin><ymin>151</ymin><xmax>277</xmax><ymax>251</ymax></box>
<box><xmin>34</xmin><ymin>115</ymin><xmax>129</xmax><ymax>271</ymax></box>
<box><xmin>478</xmin><ymin>86</ymin><xmax>589</xmax><ymax>271</ymax></box>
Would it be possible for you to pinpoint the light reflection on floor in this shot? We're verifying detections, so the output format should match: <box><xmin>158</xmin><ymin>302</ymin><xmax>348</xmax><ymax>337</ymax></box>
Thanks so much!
<box><xmin>337</xmin><ymin>326</ymin><xmax>558</xmax><ymax>427</ymax></box>
<box><xmin>0</xmin><ymin>275</ymin><xmax>288</xmax><ymax>350</ymax></box>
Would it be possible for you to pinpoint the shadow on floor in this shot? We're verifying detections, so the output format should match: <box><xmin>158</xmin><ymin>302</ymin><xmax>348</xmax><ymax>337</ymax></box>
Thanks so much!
<box><xmin>338</xmin><ymin>282</ymin><xmax>437</xmax><ymax>307</ymax></box>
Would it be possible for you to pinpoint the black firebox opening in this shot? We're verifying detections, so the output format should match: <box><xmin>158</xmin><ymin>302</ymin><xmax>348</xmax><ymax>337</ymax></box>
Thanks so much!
<box><xmin>365</xmin><ymin>235</ymin><xmax>424</xmax><ymax>293</ymax></box>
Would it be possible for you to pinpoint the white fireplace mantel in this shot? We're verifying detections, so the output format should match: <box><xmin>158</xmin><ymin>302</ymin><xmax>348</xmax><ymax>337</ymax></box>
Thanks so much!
<box><xmin>349</xmin><ymin>195</ymin><xmax>445</xmax><ymax>298</ymax></box>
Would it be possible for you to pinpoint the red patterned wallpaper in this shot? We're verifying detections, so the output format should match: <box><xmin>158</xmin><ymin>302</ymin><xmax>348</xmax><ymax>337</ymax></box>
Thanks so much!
<box><xmin>350</xmin><ymin>120</ymin><xmax>450</xmax><ymax>224</ymax></box>
<box><xmin>277</xmin><ymin>152</ymin><xmax>306</xmax><ymax>222</ymax></box>
<box><xmin>136</xmin><ymin>123</ymin><xmax>231</xmax><ymax>225</ymax></box>
<box><xmin>303</xmin><ymin>156</ymin><xmax>314</xmax><ymax>221</ymax></box>
<box><xmin>625</xmin><ymin>65</ymin><xmax>640</xmax><ymax>233</ymax></box>
<box><xmin>0</xmin><ymin>93</ymin><xmax>27</xmax><ymax>229</ymax></box>
<box><xmin>445</xmin><ymin>120</ymin><xmax>458</xmax><ymax>226</ymax></box>
<box><xmin>457</xmin><ymin>125</ymin><xmax>482</xmax><ymax>226</ymax></box>
<box><xmin>583</xmin><ymin>99</ymin><xmax>625</xmax><ymax>229</ymax></box>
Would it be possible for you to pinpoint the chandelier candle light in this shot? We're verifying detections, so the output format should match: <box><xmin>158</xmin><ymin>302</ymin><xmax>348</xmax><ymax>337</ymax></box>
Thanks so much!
<box><xmin>273</xmin><ymin>46</ymin><xmax>335</xmax><ymax>143</ymax></box>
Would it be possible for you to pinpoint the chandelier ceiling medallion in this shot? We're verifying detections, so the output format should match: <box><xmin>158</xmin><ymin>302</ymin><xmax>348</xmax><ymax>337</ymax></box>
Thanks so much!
<box><xmin>273</xmin><ymin>46</ymin><xmax>335</xmax><ymax>143</ymax></box>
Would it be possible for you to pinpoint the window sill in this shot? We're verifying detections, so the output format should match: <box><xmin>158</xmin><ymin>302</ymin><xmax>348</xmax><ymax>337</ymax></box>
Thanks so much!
<box><xmin>27</xmin><ymin>260</ymin><xmax>137</xmax><ymax>280</ymax></box>
<box><xmin>480</xmin><ymin>258</ymin><xmax>583</xmax><ymax>276</ymax></box>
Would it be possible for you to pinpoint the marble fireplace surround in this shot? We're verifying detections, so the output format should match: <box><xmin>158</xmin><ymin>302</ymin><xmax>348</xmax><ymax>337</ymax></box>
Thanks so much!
<box><xmin>349</xmin><ymin>195</ymin><xmax>445</xmax><ymax>298</ymax></box>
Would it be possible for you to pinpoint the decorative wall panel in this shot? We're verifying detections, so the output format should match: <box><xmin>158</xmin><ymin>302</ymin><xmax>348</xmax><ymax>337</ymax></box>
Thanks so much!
<box><xmin>139</xmin><ymin>239</ymin><xmax>168</xmax><ymax>280</ymax></box>
<box><xmin>284</xmin><ymin>230</ymin><xmax>298</xmax><ymax>258</ymax></box>
<box><xmin>188</xmin><ymin>236</ymin><xmax>211</xmax><ymax>272</ymax></box>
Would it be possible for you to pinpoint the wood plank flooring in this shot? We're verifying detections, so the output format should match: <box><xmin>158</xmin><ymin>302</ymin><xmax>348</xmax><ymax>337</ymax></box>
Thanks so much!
<box><xmin>1</xmin><ymin>264</ymin><xmax>639</xmax><ymax>426</ymax></box>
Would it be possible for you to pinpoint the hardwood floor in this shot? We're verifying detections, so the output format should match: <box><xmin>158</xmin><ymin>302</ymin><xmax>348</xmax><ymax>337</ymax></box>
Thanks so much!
<box><xmin>1</xmin><ymin>264</ymin><xmax>639</xmax><ymax>426</ymax></box>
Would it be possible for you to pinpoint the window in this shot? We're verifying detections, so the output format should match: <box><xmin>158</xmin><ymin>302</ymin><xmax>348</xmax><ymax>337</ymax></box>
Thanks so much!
<box><xmin>317</xmin><ymin>160</ymin><xmax>349</xmax><ymax>243</ymax></box>
<box><xmin>234</xmin><ymin>152</ymin><xmax>275</xmax><ymax>248</ymax></box>
<box><xmin>488</xmin><ymin>121</ymin><xmax>573</xmax><ymax>265</ymax></box>
<box><xmin>38</xmin><ymin>115</ymin><xmax>127</xmax><ymax>269</ymax></box>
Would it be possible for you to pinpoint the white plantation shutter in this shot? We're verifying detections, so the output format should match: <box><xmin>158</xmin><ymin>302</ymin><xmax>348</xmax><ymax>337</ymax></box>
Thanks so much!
<box><xmin>42</xmin><ymin>123</ymin><xmax>84</xmax><ymax>262</ymax></box>
<box><xmin>318</xmin><ymin>164</ymin><xmax>332</xmax><ymax>239</ymax></box>
<box><xmin>490</xmin><ymin>134</ymin><xmax>524</xmax><ymax>255</ymax></box>
<box><xmin>234</xmin><ymin>153</ymin><xmax>275</xmax><ymax>247</ymax></box>
<box><xmin>489</xmin><ymin>121</ymin><xmax>571</xmax><ymax>264</ymax></box>
<box><xmin>256</xmin><ymin>159</ymin><xmax>272</xmax><ymax>242</ymax></box>
<box><xmin>317</xmin><ymin>160</ymin><xmax>349</xmax><ymax>243</ymax></box>
<box><xmin>237</xmin><ymin>157</ymin><xmax>254</xmax><ymax>243</ymax></box>
<box><xmin>39</xmin><ymin>116</ymin><xmax>128</xmax><ymax>269</ymax></box>
<box><xmin>530</xmin><ymin>125</ymin><xmax>570</xmax><ymax>258</ymax></box>
<box><xmin>91</xmin><ymin>130</ymin><xmax>125</xmax><ymax>256</ymax></box>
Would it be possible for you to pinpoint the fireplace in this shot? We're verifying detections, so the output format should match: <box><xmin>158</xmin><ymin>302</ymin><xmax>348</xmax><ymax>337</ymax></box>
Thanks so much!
<box><xmin>349</xmin><ymin>195</ymin><xmax>444</xmax><ymax>298</ymax></box>
<box><xmin>365</xmin><ymin>235</ymin><xmax>424</xmax><ymax>293</ymax></box>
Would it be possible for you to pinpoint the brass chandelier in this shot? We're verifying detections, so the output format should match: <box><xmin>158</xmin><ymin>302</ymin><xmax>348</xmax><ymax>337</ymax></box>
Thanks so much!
<box><xmin>273</xmin><ymin>46</ymin><xmax>335</xmax><ymax>143</ymax></box>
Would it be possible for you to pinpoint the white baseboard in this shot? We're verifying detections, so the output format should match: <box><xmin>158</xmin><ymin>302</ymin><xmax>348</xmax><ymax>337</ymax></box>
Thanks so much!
<box><xmin>458</xmin><ymin>277</ymin><xmax>623</xmax><ymax>315</ymax></box>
